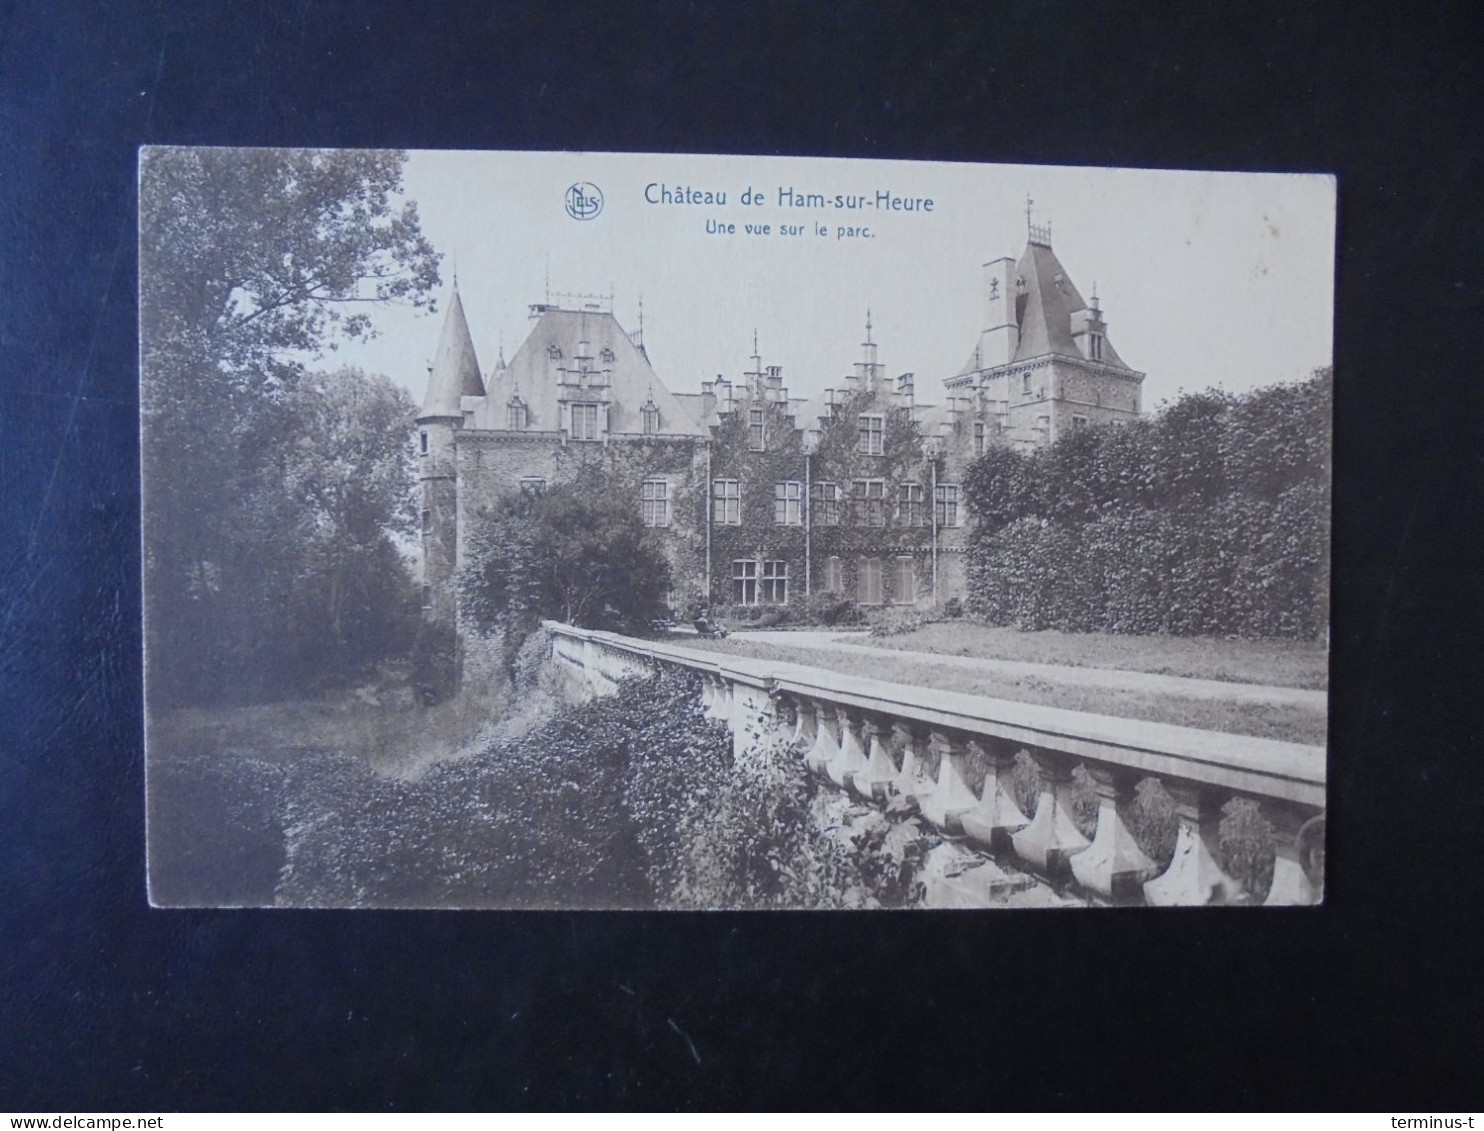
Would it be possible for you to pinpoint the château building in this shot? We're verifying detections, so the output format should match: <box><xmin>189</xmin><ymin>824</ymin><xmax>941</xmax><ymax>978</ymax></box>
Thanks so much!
<box><xmin>416</xmin><ymin>221</ymin><xmax>1143</xmax><ymax>624</ymax></box>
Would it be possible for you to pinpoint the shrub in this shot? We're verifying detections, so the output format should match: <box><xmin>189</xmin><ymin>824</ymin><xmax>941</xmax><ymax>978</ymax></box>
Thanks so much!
<box><xmin>867</xmin><ymin>606</ymin><xmax>929</xmax><ymax>637</ymax></box>
<box><xmin>791</xmin><ymin>592</ymin><xmax>864</xmax><ymax>627</ymax></box>
<box><xmin>455</xmin><ymin>476</ymin><xmax>673</xmax><ymax>649</ymax></box>
<box><xmin>962</xmin><ymin>370</ymin><xmax>1331</xmax><ymax>640</ymax></box>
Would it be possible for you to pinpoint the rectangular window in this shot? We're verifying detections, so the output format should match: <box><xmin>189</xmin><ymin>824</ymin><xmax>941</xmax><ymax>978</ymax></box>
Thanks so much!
<box><xmin>822</xmin><ymin>555</ymin><xmax>842</xmax><ymax>594</ymax></box>
<box><xmin>421</xmin><ymin>584</ymin><xmax>432</xmax><ymax>610</ymax></box>
<box><xmin>507</xmin><ymin>403</ymin><xmax>526</xmax><ymax>430</ymax></box>
<box><xmin>1022</xmin><ymin>373</ymin><xmax>1033</xmax><ymax>395</ymax></box>
<box><xmin>1090</xmin><ymin>333</ymin><xmax>1103</xmax><ymax>361</ymax></box>
<box><xmin>420</xmin><ymin>508</ymin><xmax>431</xmax><ymax>535</ymax></box>
<box><xmin>857</xmin><ymin>413</ymin><xmax>884</xmax><ymax>455</ymax></box>
<box><xmin>852</xmin><ymin>478</ymin><xmax>886</xmax><ymax>526</ymax></box>
<box><xmin>712</xmin><ymin>478</ymin><xmax>741</xmax><ymax>525</ymax></box>
<box><xmin>642</xmin><ymin>406</ymin><xmax>660</xmax><ymax>434</ymax></box>
<box><xmin>1072</xmin><ymin>414</ymin><xmax>1089</xmax><ymax>431</ymax></box>
<box><xmin>419</xmin><ymin>431</ymin><xmax>429</xmax><ymax>456</ymax></box>
<box><xmin>1037</xmin><ymin>414</ymin><xmax>1051</xmax><ymax>435</ymax></box>
<box><xmin>773</xmin><ymin>481</ymin><xmax>802</xmax><ymax>525</ymax></box>
<box><xmin>974</xmin><ymin>421</ymin><xmax>986</xmax><ymax>457</ymax></box>
<box><xmin>732</xmin><ymin>559</ymin><xmax>758</xmax><ymax>605</ymax></box>
<box><xmin>810</xmin><ymin>481</ymin><xmax>841</xmax><ymax>525</ymax></box>
<box><xmin>934</xmin><ymin>484</ymin><xmax>961</xmax><ymax>528</ymax></box>
<box><xmin>894</xmin><ymin>556</ymin><xmax>916</xmax><ymax>604</ymax></box>
<box><xmin>857</xmin><ymin>557</ymin><xmax>883</xmax><ymax>605</ymax></box>
<box><xmin>641</xmin><ymin>478</ymin><xmax>670</xmax><ymax>527</ymax></box>
<box><xmin>749</xmin><ymin>408</ymin><xmax>767</xmax><ymax>451</ymax></box>
<box><xmin>898</xmin><ymin>483</ymin><xmax>926</xmax><ymax>526</ymax></box>
<box><xmin>571</xmin><ymin>402</ymin><xmax>600</xmax><ymax>441</ymax></box>
<box><xmin>762</xmin><ymin>560</ymin><xmax>788</xmax><ymax>604</ymax></box>
<box><xmin>519</xmin><ymin>476</ymin><xmax>547</xmax><ymax>494</ymax></box>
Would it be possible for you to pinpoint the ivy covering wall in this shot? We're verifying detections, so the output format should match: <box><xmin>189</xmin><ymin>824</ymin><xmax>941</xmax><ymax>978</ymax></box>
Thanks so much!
<box><xmin>707</xmin><ymin>384</ymin><xmax>940</xmax><ymax>612</ymax></box>
<box><xmin>962</xmin><ymin>369</ymin><xmax>1331</xmax><ymax>638</ymax></box>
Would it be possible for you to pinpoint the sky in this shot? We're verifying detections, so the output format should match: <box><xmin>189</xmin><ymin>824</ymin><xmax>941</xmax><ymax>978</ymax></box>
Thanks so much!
<box><xmin>319</xmin><ymin>150</ymin><xmax>1336</xmax><ymax>413</ymax></box>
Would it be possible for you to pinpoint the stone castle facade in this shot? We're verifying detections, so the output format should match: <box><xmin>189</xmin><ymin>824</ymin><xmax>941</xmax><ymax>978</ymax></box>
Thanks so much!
<box><xmin>416</xmin><ymin>224</ymin><xmax>1143</xmax><ymax>624</ymax></box>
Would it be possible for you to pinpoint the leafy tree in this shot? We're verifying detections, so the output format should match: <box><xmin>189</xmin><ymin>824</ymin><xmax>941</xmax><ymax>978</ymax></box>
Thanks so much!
<box><xmin>140</xmin><ymin>148</ymin><xmax>440</xmax><ymax>705</ymax></box>
<box><xmin>140</xmin><ymin>147</ymin><xmax>440</xmax><ymax>384</ymax></box>
<box><xmin>456</xmin><ymin>476</ymin><xmax>674</xmax><ymax>647</ymax></box>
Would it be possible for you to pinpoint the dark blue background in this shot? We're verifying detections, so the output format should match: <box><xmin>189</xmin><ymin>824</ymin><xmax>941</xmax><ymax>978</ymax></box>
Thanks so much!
<box><xmin>2</xmin><ymin>0</ymin><xmax>1479</xmax><ymax>1110</ymax></box>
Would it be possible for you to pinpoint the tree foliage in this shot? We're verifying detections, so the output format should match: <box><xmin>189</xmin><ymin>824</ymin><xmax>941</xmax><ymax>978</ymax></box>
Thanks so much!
<box><xmin>962</xmin><ymin>370</ymin><xmax>1331</xmax><ymax>638</ymax></box>
<box><xmin>455</xmin><ymin>475</ymin><xmax>674</xmax><ymax>646</ymax></box>
<box><xmin>141</xmin><ymin>149</ymin><xmax>440</xmax><ymax>705</ymax></box>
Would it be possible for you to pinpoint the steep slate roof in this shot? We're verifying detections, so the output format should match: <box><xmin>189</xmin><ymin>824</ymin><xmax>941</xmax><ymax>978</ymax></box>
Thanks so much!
<box><xmin>956</xmin><ymin>240</ymin><xmax>1128</xmax><ymax>376</ymax></box>
<box><xmin>476</xmin><ymin>308</ymin><xmax>706</xmax><ymax>438</ymax></box>
<box><xmin>669</xmin><ymin>391</ymin><xmax>709</xmax><ymax>429</ymax></box>
<box><xmin>1014</xmin><ymin>241</ymin><xmax>1086</xmax><ymax>360</ymax></box>
<box><xmin>418</xmin><ymin>285</ymin><xmax>486</xmax><ymax>419</ymax></box>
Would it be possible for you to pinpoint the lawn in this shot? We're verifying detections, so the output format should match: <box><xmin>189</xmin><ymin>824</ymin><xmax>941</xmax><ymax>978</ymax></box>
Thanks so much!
<box><xmin>676</xmin><ymin>631</ymin><xmax>1328</xmax><ymax>745</ymax></box>
<box><xmin>823</xmin><ymin>621</ymin><xmax>1327</xmax><ymax>689</ymax></box>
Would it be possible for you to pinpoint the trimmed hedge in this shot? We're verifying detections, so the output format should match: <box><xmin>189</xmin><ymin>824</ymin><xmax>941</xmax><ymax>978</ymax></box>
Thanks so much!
<box><xmin>963</xmin><ymin>370</ymin><xmax>1330</xmax><ymax>638</ymax></box>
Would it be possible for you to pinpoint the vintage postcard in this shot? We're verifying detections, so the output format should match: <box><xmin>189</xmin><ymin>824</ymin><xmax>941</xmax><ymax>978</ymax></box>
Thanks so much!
<box><xmin>140</xmin><ymin>148</ymin><xmax>1333</xmax><ymax>909</ymax></box>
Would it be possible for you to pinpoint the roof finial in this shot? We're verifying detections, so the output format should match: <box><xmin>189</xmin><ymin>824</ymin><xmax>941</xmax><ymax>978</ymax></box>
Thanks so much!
<box><xmin>544</xmin><ymin>256</ymin><xmax>550</xmax><ymax>305</ymax></box>
<box><xmin>451</xmin><ymin>251</ymin><xmax>458</xmax><ymax>289</ymax></box>
<box><xmin>865</xmin><ymin>307</ymin><xmax>873</xmax><ymax>343</ymax></box>
<box><xmin>1091</xmin><ymin>280</ymin><xmax>1100</xmax><ymax>312</ymax></box>
<box><xmin>1026</xmin><ymin>194</ymin><xmax>1052</xmax><ymax>245</ymax></box>
<box><xmin>637</xmin><ymin>295</ymin><xmax>645</xmax><ymax>346</ymax></box>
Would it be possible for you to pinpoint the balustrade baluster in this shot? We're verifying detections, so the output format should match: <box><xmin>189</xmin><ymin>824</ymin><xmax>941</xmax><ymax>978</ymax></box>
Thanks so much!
<box><xmin>827</xmin><ymin>706</ymin><xmax>870</xmax><ymax>791</ymax></box>
<box><xmin>729</xmin><ymin>682</ymin><xmax>775</xmax><ymax>765</ymax></box>
<box><xmin>1069</xmin><ymin>764</ymin><xmax>1159</xmax><ymax>901</ymax></box>
<box><xmin>919</xmin><ymin>731</ymin><xmax>979</xmax><ymax>834</ymax></box>
<box><xmin>887</xmin><ymin>723</ymin><xmax>934</xmax><ymax>809</ymax></box>
<box><xmin>1262</xmin><ymin>802</ymin><xmax>1323</xmax><ymax>906</ymax></box>
<box><xmin>850</xmin><ymin>714</ymin><xmax>900</xmax><ymax>803</ymax></box>
<box><xmin>959</xmin><ymin>739</ymin><xmax>1030</xmax><ymax>853</ymax></box>
<box><xmin>1143</xmin><ymin>781</ymin><xmax>1244</xmax><ymax>906</ymax></box>
<box><xmin>790</xmin><ymin>697</ymin><xmax>818</xmax><ymax>752</ymax></box>
<box><xmin>803</xmin><ymin>703</ymin><xmax>841</xmax><ymax>775</ymax></box>
<box><xmin>1010</xmin><ymin>749</ymin><xmax>1091</xmax><ymax>879</ymax></box>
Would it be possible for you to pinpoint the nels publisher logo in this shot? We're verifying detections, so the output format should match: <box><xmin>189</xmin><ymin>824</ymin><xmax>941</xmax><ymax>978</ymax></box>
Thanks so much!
<box><xmin>565</xmin><ymin>182</ymin><xmax>604</xmax><ymax>221</ymax></box>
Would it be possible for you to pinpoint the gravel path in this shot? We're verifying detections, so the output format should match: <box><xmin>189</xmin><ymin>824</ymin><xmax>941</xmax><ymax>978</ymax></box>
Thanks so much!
<box><xmin>728</xmin><ymin>630</ymin><xmax>1328</xmax><ymax>710</ymax></box>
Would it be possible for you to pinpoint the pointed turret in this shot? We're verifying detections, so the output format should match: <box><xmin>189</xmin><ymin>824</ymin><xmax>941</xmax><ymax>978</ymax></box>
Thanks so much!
<box><xmin>418</xmin><ymin>284</ymin><xmax>486</xmax><ymax>421</ymax></box>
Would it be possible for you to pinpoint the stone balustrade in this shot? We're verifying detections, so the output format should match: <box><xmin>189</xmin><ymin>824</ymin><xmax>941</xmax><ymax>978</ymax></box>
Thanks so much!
<box><xmin>544</xmin><ymin>622</ymin><xmax>1326</xmax><ymax>906</ymax></box>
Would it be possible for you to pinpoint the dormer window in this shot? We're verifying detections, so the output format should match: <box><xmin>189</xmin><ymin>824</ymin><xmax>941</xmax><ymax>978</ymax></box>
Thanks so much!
<box><xmin>641</xmin><ymin>399</ymin><xmax>661</xmax><ymax>435</ymax></box>
<box><xmin>600</xmin><ymin>347</ymin><xmax>616</xmax><ymax>364</ymax></box>
<box><xmin>506</xmin><ymin>396</ymin><xmax>528</xmax><ymax>431</ymax></box>
<box><xmin>1089</xmin><ymin>332</ymin><xmax>1103</xmax><ymax>361</ymax></box>
<box><xmin>546</xmin><ymin>343</ymin><xmax>562</xmax><ymax>360</ymax></box>
<box><xmin>749</xmin><ymin>408</ymin><xmax>767</xmax><ymax>451</ymax></box>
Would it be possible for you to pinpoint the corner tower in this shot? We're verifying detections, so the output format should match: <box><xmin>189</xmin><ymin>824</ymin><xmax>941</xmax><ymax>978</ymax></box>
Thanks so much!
<box><xmin>416</xmin><ymin>282</ymin><xmax>485</xmax><ymax>622</ymax></box>
<box><xmin>947</xmin><ymin>205</ymin><xmax>1144</xmax><ymax>450</ymax></box>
